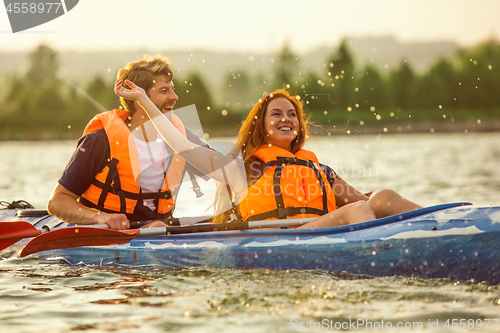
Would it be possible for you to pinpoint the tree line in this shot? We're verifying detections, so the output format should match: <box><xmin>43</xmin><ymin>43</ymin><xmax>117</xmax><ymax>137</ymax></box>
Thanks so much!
<box><xmin>1</xmin><ymin>39</ymin><xmax>499</xmax><ymax>139</ymax></box>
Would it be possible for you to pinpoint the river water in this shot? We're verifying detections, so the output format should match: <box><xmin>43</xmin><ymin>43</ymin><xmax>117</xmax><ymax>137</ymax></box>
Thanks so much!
<box><xmin>1</xmin><ymin>133</ymin><xmax>500</xmax><ymax>332</ymax></box>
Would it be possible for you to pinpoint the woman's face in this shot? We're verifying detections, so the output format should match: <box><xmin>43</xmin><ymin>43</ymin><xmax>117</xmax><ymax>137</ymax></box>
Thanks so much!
<box><xmin>263</xmin><ymin>97</ymin><xmax>300</xmax><ymax>151</ymax></box>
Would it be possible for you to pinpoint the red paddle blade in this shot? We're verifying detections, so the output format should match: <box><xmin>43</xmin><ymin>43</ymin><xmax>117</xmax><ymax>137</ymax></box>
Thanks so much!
<box><xmin>0</xmin><ymin>221</ymin><xmax>41</xmax><ymax>240</ymax></box>
<box><xmin>20</xmin><ymin>227</ymin><xmax>140</xmax><ymax>257</ymax></box>
<box><xmin>0</xmin><ymin>239</ymin><xmax>23</xmax><ymax>251</ymax></box>
<box><xmin>0</xmin><ymin>222</ymin><xmax>41</xmax><ymax>250</ymax></box>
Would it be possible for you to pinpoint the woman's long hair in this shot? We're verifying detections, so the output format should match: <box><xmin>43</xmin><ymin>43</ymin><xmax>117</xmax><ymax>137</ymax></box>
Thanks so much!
<box><xmin>212</xmin><ymin>89</ymin><xmax>310</xmax><ymax>223</ymax></box>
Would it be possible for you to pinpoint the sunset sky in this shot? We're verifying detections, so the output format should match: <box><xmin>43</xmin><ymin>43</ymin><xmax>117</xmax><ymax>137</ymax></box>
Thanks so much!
<box><xmin>1</xmin><ymin>0</ymin><xmax>500</xmax><ymax>53</ymax></box>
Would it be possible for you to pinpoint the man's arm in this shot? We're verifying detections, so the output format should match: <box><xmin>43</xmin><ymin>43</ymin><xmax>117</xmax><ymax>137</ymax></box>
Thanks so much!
<box><xmin>48</xmin><ymin>183</ymin><xmax>130</xmax><ymax>230</ymax></box>
<box><xmin>50</xmin><ymin>130</ymin><xmax>130</xmax><ymax>230</ymax></box>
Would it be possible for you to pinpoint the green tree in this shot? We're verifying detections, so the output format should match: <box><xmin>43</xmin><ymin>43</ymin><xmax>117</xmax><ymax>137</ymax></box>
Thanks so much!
<box><xmin>26</xmin><ymin>43</ymin><xmax>60</xmax><ymax>85</ymax></box>
<box><xmin>455</xmin><ymin>40</ymin><xmax>500</xmax><ymax>108</ymax></box>
<box><xmin>221</xmin><ymin>69</ymin><xmax>253</xmax><ymax>110</ymax></box>
<box><xmin>175</xmin><ymin>72</ymin><xmax>213</xmax><ymax>111</ymax></box>
<box><xmin>273</xmin><ymin>42</ymin><xmax>299</xmax><ymax>90</ymax></box>
<box><xmin>85</xmin><ymin>75</ymin><xmax>120</xmax><ymax>111</ymax></box>
<box><xmin>299</xmin><ymin>71</ymin><xmax>332</xmax><ymax>111</ymax></box>
<box><xmin>326</xmin><ymin>39</ymin><xmax>355</xmax><ymax>109</ymax></box>
<box><xmin>174</xmin><ymin>72</ymin><xmax>215</xmax><ymax>130</ymax></box>
<box><xmin>415</xmin><ymin>59</ymin><xmax>457</xmax><ymax>109</ymax></box>
<box><xmin>389</xmin><ymin>60</ymin><xmax>415</xmax><ymax>108</ymax></box>
<box><xmin>354</xmin><ymin>64</ymin><xmax>387</xmax><ymax>110</ymax></box>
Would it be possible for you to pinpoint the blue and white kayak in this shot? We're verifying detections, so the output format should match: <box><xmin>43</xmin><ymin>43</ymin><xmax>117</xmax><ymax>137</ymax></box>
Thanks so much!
<box><xmin>1</xmin><ymin>202</ymin><xmax>499</xmax><ymax>283</ymax></box>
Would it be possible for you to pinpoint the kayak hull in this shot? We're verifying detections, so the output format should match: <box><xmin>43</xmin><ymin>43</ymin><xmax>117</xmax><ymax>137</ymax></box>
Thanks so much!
<box><xmin>1</xmin><ymin>203</ymin><xmax>499</xmax><ymax>283</ymax></box>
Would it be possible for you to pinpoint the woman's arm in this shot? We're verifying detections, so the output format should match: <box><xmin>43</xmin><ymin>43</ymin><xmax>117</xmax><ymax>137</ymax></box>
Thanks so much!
<box><xmin>114</xmin><ymin>79</ymin><xmax>246</xmax><ymax>194</ymax></box>
<box><xmin>331</xmin><ymin>176</ymin><xmax>370</xmax><ymax>207</ymax></box>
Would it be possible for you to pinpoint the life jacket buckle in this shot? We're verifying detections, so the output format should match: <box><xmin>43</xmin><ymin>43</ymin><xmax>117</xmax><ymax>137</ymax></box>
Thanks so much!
<box><xmin>277</xmin><ymin>206</ymin><xmax>294</xmax><ymax>219</ymax></box>
<box><xmin>277</xmin><ymin>157</ymin><xmax>298</xmax><ymax>166</ymax></box>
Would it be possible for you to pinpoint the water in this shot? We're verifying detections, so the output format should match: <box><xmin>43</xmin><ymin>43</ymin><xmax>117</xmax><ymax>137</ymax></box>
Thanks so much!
<box><xmin>1</xmin><ymin>133</ymin><xmax>500</xmax><ymax>332</ymax></box>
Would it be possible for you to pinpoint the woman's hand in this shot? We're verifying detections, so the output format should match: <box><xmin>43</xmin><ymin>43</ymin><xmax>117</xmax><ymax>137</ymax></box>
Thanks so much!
<box><xmin>114</xmin><ymin>78</ymin><xmax>147</xmax><ymax>102</ymax></box>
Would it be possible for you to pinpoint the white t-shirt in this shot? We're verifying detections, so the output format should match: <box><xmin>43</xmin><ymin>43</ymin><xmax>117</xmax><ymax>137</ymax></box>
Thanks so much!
<box><xmin>133</xmin><ymin>133</ymin><xmax>171</xmax><ymax>210</ymax></box>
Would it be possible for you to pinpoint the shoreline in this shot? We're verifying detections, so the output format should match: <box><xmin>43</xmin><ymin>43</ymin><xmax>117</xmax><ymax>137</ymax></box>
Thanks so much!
<box><xmin>1</xmin><ymin>119</ymin><xmax>500</xmax><ymax>141</ymax></box>
<box><xmin>312</xmin><ymin>118</ymin><xmax>500</xmax><ymax>136</ymax></box>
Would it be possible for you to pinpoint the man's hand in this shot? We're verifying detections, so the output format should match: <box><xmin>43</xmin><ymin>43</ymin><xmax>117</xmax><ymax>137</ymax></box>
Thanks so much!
<box><xmin>95</xmin><ymin>212</ymin><xmax>130</xmax><ymax>230</ymax></box>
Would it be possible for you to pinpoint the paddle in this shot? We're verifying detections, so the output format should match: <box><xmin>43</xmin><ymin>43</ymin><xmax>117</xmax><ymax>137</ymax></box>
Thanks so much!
<box><xmin>20</xmin><ymin>217</ymin><xmax>316</xmax><ymax>257</ymax></box>
<box><xmin>1</xmin><ymin>216</ymin><xmax>210</xmax><ymax>252</ymax></box>
<box><xmin>0</xmin><ymin>221</ymin><xmax>113</xmax><ymax>251</ymax></box>
<box><xmin>0</xmin><ymin>221</ymin><xmax>42</xmax><ymax>251</ymax></box>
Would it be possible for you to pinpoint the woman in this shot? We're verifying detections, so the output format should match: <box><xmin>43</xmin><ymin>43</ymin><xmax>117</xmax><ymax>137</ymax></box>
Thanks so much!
<box><xmin>213</xmin><ymin>89</ymin><xmax>422</xmax><ymax>228</ymax></box>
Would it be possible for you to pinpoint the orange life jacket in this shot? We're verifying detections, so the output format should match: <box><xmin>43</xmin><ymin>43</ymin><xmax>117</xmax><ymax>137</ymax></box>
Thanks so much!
<box><xmin>79</xmin><ymin>109</ymin><xmax>187</xmax><ymax>217</ymax></box>
<box><xmin>239</xmin><ymin>145</ymin><xmax>337</xmax><ymax>221</ymax></box>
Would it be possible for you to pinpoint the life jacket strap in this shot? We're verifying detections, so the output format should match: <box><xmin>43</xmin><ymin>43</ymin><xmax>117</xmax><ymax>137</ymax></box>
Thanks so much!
<box><xmin>97</xmin><ymin>158</ymin><xmax>119</xmax><ymax>208</ymax></box>
<box><xmin>245</xmin><ymin>156</ymin><xmax>330</xmax><ymax>221</ymax></box>
<box><xmin>79</xmin><ymin>196</ymin><xmax>174</xmax><ymax>221</ymax></box>
<box><xmin>270</xmin><ymin>156</ymin><xmax>329</xmax><ymax>215</ymax></box>
<box><xmin>91</xmin><ymin>157</ymin><xmax>175</xmax><ymax>214</ymax></box>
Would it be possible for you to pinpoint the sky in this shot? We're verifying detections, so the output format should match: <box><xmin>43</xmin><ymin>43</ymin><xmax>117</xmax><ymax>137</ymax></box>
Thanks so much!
<box><xmin>1</xmin><ymin>0</ymin><xmax>500</xmax><ymax>53</ymax></box>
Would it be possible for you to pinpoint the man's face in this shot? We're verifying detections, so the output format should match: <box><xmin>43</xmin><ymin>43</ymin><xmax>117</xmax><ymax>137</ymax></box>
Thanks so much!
<box><xmin>146</xmin><ymin>75</ymin><xmax>178</xmax><ymax>113</ymax></box>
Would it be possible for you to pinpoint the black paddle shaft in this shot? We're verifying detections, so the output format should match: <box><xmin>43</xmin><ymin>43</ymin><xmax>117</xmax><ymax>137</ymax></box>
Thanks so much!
<box><xmin>162</xmin><ymin>221</ymin><xmax>249</xmax><ymax>235</ymax></box>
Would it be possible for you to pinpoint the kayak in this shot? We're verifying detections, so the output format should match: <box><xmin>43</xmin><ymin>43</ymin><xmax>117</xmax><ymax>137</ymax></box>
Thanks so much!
<box><xmin>1</xmin><ymin>202</ymin><xmax>499</xmax><ymax>283</ymax></box>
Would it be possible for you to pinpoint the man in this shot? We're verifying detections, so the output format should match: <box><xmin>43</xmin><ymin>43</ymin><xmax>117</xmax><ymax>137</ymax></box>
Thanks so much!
<box><xmin>48</xmin><ymin>55</ymin><xmax>206</xmax><ymax>230</ymax></box>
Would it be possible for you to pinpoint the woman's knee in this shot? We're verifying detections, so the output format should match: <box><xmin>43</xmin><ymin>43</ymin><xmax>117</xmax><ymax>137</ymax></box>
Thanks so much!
<box><xmin>369</xmin><ymin>189</ymin><xmax>399</xmax><ymax>205</ymax></box>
